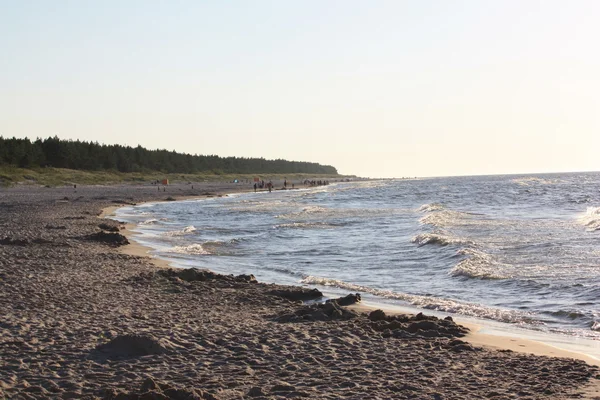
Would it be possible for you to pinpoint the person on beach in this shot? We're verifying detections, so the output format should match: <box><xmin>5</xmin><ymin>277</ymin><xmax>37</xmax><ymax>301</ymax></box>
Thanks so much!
<box><xmin>253</xmin><ymin>183</ymin><xmax>257</xmax><ymax>192</ymax></box>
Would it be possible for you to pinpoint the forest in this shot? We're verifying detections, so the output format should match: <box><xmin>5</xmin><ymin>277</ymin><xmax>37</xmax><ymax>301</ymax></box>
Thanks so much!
<box><xmin>0</xmin><ymin>136</ymin><xmax>338</xmax><ymax>175</ymax></box>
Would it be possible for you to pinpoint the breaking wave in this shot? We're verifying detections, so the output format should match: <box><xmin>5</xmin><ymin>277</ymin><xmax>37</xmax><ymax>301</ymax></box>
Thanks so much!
<box><xmin>274</xmin><ymin>222</ymin><xmax>339</xmax><ymax>229</ymax></box>
<box><xmin>300</xmin><ymin>276</ymin><xmax>537</xmax><ymax>325</ymax></box>
<box><xmin>411</xmin><ymin>232</ymin><xmax>472</xmax><ymax>247</ymax></box>
<box><xmin>169</xmin><ymin>244</ymin><xmax>211</xmax><ymax>255</ymax></box>
<box><xmin>419</xmin><ymin>209</ymin><xmax>473</xmax><ymax>228</ymax></box>
<box><xmin>450</xmin><ymin>248</ymin><xmax>508</xmax><ymax>280</ymax></box>
<box><xmin>418</xmin><ymin>203</ymin><xmax>445</xmax><ymax>212</ymax></box>
<box><xmin>579</xmin><ymin>206</ymin><xmax>600</xmax><ymax>231</ymax></box>
<box><xmin>164</xmin><ymin>226</ymin><xmax>197</xmax><ymax>236</ymax></box>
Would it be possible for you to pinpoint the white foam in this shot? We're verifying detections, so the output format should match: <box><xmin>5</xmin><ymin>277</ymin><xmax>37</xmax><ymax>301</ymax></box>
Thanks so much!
<box><xmin>419</xmin><ymin>209</ymin><xmax>472</xmax><ymax>228</ymax></box>
<box><xmin>418</xmin><ymin>203</ymin><xmax>444</xmax><ymax>212</ymax></box>
<box><xmin>300</xmin><ymin>275</ymin><xmax>536</xmax><ymax>324</ymax></box>
<box><xmin>411</xmin><ymin>232</ymin><xmax>472</xmax><ymax>247</ymax></box>
<box><xmin>579</xmin><ymin>206</ymin><xmax>600</xmax><ymax>231</ymax></box>
<box><xmin>449</xmin><ymin>248</ymin><xmax>511</xmax><ymax>280</ymax></box>
<box><xmin>139</xmin><ymin>218</ymin><xmax>158</xmax><ymax>225</ymax></box>
<box><xmin>164</xmin><ymin>226</ymin><xmax>197</xmax><ymax>237</ymax></box>
<box><xmin>169</xmin><ymin>244</ymin><xmax>210</xmax><ymax>255</ymax></box>
<box><xmin>274</xmin><ymin>222</ymin><xmax>337</xmax><ymax>229</ymax></box>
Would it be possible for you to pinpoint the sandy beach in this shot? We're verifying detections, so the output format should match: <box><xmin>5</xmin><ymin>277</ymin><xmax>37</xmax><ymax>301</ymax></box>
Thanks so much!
<box><xmin>2</xmin><ymin>183</ymin><xmax>600</xmax><ymax>399</ymax></box>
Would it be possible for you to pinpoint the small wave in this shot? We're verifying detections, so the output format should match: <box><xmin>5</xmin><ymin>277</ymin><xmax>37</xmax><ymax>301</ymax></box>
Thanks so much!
<box><xmin>139</xmin><ymin>218</ymin><xmax>168</xmax><ymax>225</ymax></box>
<box><xmin>277</xmin><ymin>206</ymin><xmax>398</xmax><ymax>220</ymax></box>
<box><xmin>450</xmin><ymin>249</ymin><xmax>508</xmax><ymax>280</ymax></box>
<box><xmin>418</xmin><ymin>203</ymin><xmax>444</xmax><ymax>212</ymax></box>
<box><xmin>511</xmin><ymin>177</ymin><xmax>561</xmax><ymax>186</ymax></box>
<box><xmin>419</xmin><ymin>209</ymin><xmax>472</xmax><ymax>228</ymax></box>
<box><xmin>592</xmin><ymin>321</ymin><xmax>600</xmax><ymax>331</ymax></box>
<box><xmin>164</xmin><ymin>226</ymin><xmax>197</xmax><ymax>237</ymax></box>
<box><xmin>579</xmin><ymin>206</ymin><xmax>600</xmax><ymax>231</ymax></box>
<box><xmin>300</xmin><ymin>276</ymin><xmax>536</xmax><ymax>324</ymax></box>
<box><xmin>169</xmin><ymin>244</ymin><xmax>211</xmax><ymax>255</ymax></box>
<box><xmin>261</xmin><ymin>266</ymin><xmax>305</xmax><ymax>277</ymax></box>
<box><xmin>274</xmin><ymin>222</ymin><xmax>338</xmax><ymax>229</ymax></box>
<box><xmin>201</xmin><ymin>238</ymin><xmax>245</xmax><ymax>251</ymax></box>
<box><xmin>411</xmin><ymin>232</ymin><xmax>471</xmax><ymax>247</ymax></box>
<box><xmin>203</xmin><ymin>240</ymin><xmax>228</xmax><ymax>247</ymax></box>
<box><xmin>140</xmin><ymin>218</ymin><xmax>159</xmax><ymax>225</ymax></box>
<box><xmin>544</xmin><ymin>309</ymin><xmax>587</xmax><ymax>321</ymax></box>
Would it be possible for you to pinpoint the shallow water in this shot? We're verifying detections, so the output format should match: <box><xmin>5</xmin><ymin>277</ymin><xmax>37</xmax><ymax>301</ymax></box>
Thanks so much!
<box><xmin>115</xmin><ymin>172</ymin><xmax>600</xmax><ymax>339</ymax></box>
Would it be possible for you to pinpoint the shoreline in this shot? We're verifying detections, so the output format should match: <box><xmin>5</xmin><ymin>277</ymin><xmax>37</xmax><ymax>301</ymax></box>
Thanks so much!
<box><xmin>107</xmin><ymin>197</ymin><xmax>600</xmax><ymax>368</ymax></box>
<box><xmin>2</xmin><ymin>182</ymin><xmax>599</xmax><ymax>399</ymax></box>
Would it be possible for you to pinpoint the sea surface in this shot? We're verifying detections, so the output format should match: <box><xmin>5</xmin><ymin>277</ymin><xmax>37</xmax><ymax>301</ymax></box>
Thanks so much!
<box><xmin>115</xmin><ymin>173</ymin><xmax>600</xmax><ymax>339</ymax></box>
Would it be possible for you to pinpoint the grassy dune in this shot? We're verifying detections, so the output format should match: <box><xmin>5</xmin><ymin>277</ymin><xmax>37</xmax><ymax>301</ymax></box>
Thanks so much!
<box><xmin>0</xmin><ymin>166</ymin><xmax>345</xmax><ymax>187</ymax></box>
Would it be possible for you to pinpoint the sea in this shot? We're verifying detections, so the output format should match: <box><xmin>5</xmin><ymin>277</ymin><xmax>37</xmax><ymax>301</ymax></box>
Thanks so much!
<box><xmin>114</xmin><ymin>172</ymin><xmax>600</xmax><ymax>344</ymax></box>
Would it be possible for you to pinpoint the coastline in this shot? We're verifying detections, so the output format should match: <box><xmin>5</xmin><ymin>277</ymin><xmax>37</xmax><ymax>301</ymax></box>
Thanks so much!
<box><xmin>107</xmin><ymin>196</ymin><xmax>600</xmax><ymax>369</ymax></box>
<box><xmin>1</xmin><ymin>182</ymin><xmax>599</xmax><ymax>399</ymax></box>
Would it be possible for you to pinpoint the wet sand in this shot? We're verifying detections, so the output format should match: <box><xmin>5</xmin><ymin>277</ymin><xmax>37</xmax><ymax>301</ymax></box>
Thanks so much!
<box><xmin>1</xmin><ymin>183</ymin><xmax>600</xmax><ymax>399</ymax></box>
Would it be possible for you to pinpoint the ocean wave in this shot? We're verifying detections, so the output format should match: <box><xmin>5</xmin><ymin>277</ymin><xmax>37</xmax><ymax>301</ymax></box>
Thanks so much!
<box><xmin>277</xmin><ymin>206</ymin><xmax>398</xmax><ymax>220</ymax></box>
<box><xmin>411</xmin><ymin>232</ymin><xmax>471</xmax><ymax>247</ymax></box>
<box><xmin>300</xmin><ymin>276</ymin><xmax>537</xmax><ymax>325</ymax></box>
<box><xmin>274</xmin><ymin>222</ymin><xmax>339</xmax><ymax>229</ymax></box>
<box><xmin>450</xmin><ymin>248</ymin><xmax>508</xmax><ymax>280</ymax></box>
<box><xmin>418</xmin><ymin>203</ymin><xmax>445</xmax><ymax>212</ymax></box>
<box><xmin>169</xmin><ymin>244</ymin><xmax>211</xmax><ymax>255</ymax></box>
<box><xmin>164</xmin><ymin>226</ymin><xmax>197</xmax><ymax>236</ymax></box>
<box><xmin>261</xmin><ymin>265</ymin><xmax>306</xmax><ymax>277</ymax></box>
<box><xmin>419</xmin><ymin>209</ymin><xmax>473</xmax><ymax>228</ymax></box>
<box><xmin>578</xmin><ymin>206</ymin><xmax>600</xmax><ymax>231</ymax></box>
<box><xmin>140</xmin><ymin>218</ymin><xmax>160</xmax><ymax>225</ymax></box>
<box><xmin>544</xmin><ymin>309</ymin><xmax>588</xmax><ymax>321</ymax></box>
<box><xmin>139</xmin><ymin>217</ymin><xmax>168</xmax><ymax>225</ymax></box>
<box><xmin>511</xmin><ymin>177</ymin><xmax>561</xmax><ymax>186</ymax></box>
<box><xmin>229</xmin><ymin>200</ymin><xmax>293</xmax><ymax>213</ymax></box>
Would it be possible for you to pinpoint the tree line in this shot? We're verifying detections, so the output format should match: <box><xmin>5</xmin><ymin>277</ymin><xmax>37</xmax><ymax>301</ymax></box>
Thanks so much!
<box><xmin>0</xmin><ymin>136</ymin><xmax>338</xmax><ymax>175</ymax></box>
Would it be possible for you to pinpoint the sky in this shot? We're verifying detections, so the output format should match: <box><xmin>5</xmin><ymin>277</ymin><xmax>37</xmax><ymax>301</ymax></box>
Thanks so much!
<box><xmin>1</xmin><ymin>1</ymin><xmax>599</xmax><ymax>178</ymax></box>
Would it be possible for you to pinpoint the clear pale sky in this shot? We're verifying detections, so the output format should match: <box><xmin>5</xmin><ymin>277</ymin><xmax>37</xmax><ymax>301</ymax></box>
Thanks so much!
<box><xmin>1</xmin><ymin>1</ymin><xmax>598</xmax><ymax>177</ymax></box>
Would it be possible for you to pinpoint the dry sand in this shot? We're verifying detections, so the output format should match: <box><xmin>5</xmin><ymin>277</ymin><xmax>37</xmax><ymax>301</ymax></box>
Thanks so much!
<box><xmin>1</xmin><ymin>182</ymin><xmax>599</xmax><ymax>399</ymax></box>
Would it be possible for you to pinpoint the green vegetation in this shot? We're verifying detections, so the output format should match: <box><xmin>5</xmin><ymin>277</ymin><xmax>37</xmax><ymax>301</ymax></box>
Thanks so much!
<box><xmin>0</xmin><ymin>136</ymin><xmax>338</xmax><ymax>175</ymax></box>
<box><xmin>0</xmin><ymin>166</ymin><xmax>343</xmax><ymax>187</ymax></box>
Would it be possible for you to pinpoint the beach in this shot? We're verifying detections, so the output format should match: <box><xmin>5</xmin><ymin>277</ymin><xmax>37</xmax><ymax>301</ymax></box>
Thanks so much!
<box><xmin>1</xmin><ymin>183</ymin><xmax>600</xmax><ymax>399</ymax></box>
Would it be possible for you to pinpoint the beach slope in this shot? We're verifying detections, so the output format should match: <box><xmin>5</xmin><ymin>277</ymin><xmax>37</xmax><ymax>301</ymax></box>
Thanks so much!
<box><xmin>1</xmin><ymin>183</ymin><xmax>598</xmax><ymax>399</ymax></box>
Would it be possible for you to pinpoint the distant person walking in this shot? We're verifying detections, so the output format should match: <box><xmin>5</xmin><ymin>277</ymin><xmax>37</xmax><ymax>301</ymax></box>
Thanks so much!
<box><xmin>254</xmin><ymin>183</ymin><xmax>257</xmax><ymax>192</ymax></box>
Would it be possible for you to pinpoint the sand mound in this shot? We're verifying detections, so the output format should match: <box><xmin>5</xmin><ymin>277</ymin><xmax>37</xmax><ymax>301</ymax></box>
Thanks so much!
<box><xmin>98</xmin><ymin>222</ymin><xmax>121</xmax><ymax>232</ymax></box>
<box><xmin>275</xmin><ymin>297</ymin><xmax>360</xmax><ymax>322</ymax></box>
<box><xmin>334</xmin><ymin>293</ymin><xmax>361</xmax><ymax>305</ymax></box>
<box><xmin>86</xmin><ymin>231</ymin><xmax>130</xmax><ymax>246</ymax></box>
<box><xmin>95</xmin><ymin>334</ymin><xmax>174</xmax><ymax>358</ymax></box>
<box><xmin>368</xmin><ymin>310</ymin><xmax>470</xmax><ymax>338</ymax></box>
<box><xmin>153</xmin><ymin>268</ymin><xmax>257</xmax><ymax>284</ymax></box>
<box><xmin>269</xmin><ymin>287</ymin><xmax>323</xmax><ymax>301</ymax></box>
